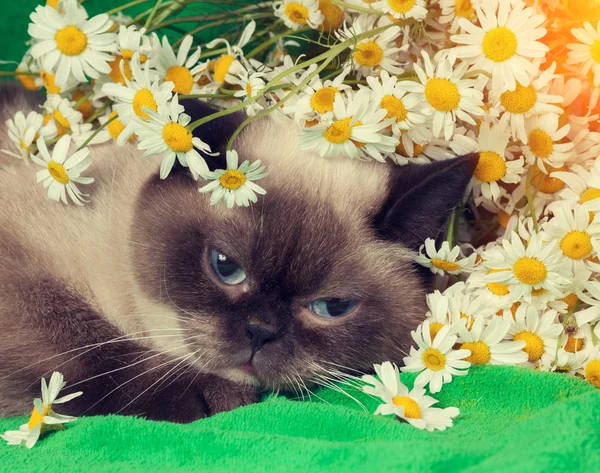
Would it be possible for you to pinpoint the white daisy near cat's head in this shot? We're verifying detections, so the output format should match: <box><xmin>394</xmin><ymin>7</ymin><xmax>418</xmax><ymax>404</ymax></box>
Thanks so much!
<box><xmin>450</xmin><ymin>1</ymin><xmax>548</xmax><ymax>96</ymax></box>
<box><xmin>522</xmin><ymin>113</ymin><xmax>574</xmax><ymax>172</ymax></box>
<box><xmin>28</xmin><ymin>0</ymin><xmax>116</xmax><ymax>86</ymax></box>
<box><xmin>102</xmin><ymin>53</ymin><xmax>175</xmax><ymax>145</ymax></box>
<box><xmin>42</xmin><ymin>94</ymin><xmax>83</xmax><ymax>137</ymax></box>
<box><xmin>31</xmin><ymin>135</ymin><xmax>94</xmax><ymax>206</ymax></box>
<box><xmin>397</xmin><ymin>51</ymin><xmax>484</xmax><ymax>140</ymax></box>
<box><xmin>225</xmin><ymin>62</ymin><xmax>267</xmax><ymax>117</ymax></box>
<box><xmin>1</xmin><ymin>371</ymin><xmax>82</xmax><ymax>449</ymax></box>
<box><xmin>415</xmin><ymin>238</ymin><xmax>477</xmax><ymax>276</ymax></box>
<box><xmin>486</xmin><ymin>231</ymin><xmax>572</xmax><ymax>303</ymax></box>
<box><xmin>199</xmin><ymin>149</ymin><xmax>268</xmax><ymax>208</ymax></box>
<box><xmin>155</xmin><ymin>35</ymin><xmax>206</xmax><ymax>95</ymax></box>
<box><xmin>505</xmin><ymin>304</ymin><xmax>563</xmax><ymax>367</ymax></box>
<box><xmin>273</xmin><ymin>0</ymin><xmax>324</xmax><ymax>30</ymax></box>
<box><xmin>366</xmin><ymin>70</ymin><xmax>426</xmax><ymax>136</ymax></box>
<box><xmin>370</xmin><ymin>0</ymin><xmax>427</xmax><ymax>20</ymax></box>
<box><xmin>567</xmin><ymin>21</ymin><xmax>600</xmax><ymax>88</ymax></box>
<box><xmin>361</xmin><ymin>362</ymin><xmax>460</xmax><ymax>432</ymax></box>
<box><xmin>136</xmin><ymin>94</ymin><xmax>216</xmax><ymax>180</ymax></box>
<box><xmin>298</xmin><ymin>89</ymin><xmax>397</xmax><ymax>161</ymax></box>
<box><xmin>456</xmin><ymin>316</ymin><xmax>528</xmax><ymax>366</ymax></box>
<box><xmin>2</xmin><ymin>111</ymin><xmax>57</xmax><ymax>161</ymax></box>
<box><xmin>542</xmin><ymin>203</ymin><xmax>600</xmax><ymax>272</ymax></box>
<box><xmin>206</xmin><ymin>20</ymin><xmax>256</xmax><ymax>83</ymax></box>
<box><xmin>401</xmin><ymin>320</ymin><xmax>471</xmax><ymax>394</ymax></box>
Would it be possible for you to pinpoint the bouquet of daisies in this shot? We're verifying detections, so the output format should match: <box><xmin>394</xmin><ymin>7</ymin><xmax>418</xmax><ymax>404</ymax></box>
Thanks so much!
<box><xmin>2</xmin><ymin>0</ymin><xmax>600</xmax><ymax>433</ymax></box>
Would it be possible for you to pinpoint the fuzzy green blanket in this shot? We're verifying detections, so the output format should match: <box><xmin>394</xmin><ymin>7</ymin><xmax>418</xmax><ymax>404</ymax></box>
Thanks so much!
<box><xmin>0</xmin><ymin>365</ymin><xmax>598</xmax><ymax>473</ymax></box>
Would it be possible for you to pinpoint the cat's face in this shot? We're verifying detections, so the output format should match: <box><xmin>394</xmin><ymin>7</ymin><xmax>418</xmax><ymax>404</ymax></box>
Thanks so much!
<box><xmin>130</xmin><ymin>103</ymin><xmax>477</xmax><ymax>388</ymax></box>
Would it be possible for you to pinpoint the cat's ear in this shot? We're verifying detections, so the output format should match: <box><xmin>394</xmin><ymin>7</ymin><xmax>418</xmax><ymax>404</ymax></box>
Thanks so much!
<box><xmin>372</xmin><ymin>154</ymin><xmax>479</xmax><ymax>250</ymax></box>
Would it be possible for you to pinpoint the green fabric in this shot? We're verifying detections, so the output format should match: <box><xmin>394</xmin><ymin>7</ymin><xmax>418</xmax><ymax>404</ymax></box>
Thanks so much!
<box><xmin>1</xmin><ymin>365</ymin><xmax>599</xmax><ymax>472</ymax></box>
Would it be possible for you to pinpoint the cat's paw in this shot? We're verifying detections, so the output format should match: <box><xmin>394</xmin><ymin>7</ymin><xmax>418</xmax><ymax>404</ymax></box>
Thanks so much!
<box><xmin>201</xmin><ymin>374</ymin><xmax>259</xmax><ymax>415</ymax></box>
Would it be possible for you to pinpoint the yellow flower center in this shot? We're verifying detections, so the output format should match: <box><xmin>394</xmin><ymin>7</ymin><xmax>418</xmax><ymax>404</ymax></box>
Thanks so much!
<box><xmin>108</xmin><ymin>56</ymin><xmax>132</xmax><ymax>85</ymax></box>
<box><xmin>132</xmin><ymin>89</ymin><xmax>158</xmax><ymax>118</ymax></box>
<box><xmin>219</xmin><ymin>169</ymin><xmax>247</xmax><ymax>190</ymax></box>
<box><xmin>165</xmin><ymin>66</ymin><xmax>195</xmax><ymax>95</ymax></box>
<box><xmin>486</xmin><ymin>268</ymin><xmax>510</xmax><ymax>296</ymax></box>
<box><xmin>162</xmin><ymin>122</ymin><xmax>193</xmax><ymax>152</ymax></box>
<box><xmin>245</xmin><ymin>82</ymin><xmax>253</xmax><ymax>97</ymax></box>
<box><xmin>48</xmin><ymin>161</ymin><xmax>70</xmax><ymax>185</ymax></box>
<box><xmin>474</xmin><ymin>151</ymin><xmax>506</xmax><ymax>183</ymax></box>
<box><xmin>564</xmin><ymin>334</ymin><xmax>585</xmax><ymax>353</ymax></box>
<box><xmin>107</xmin><ymin>111</ymin><xmax>126</xmax><ymax>140</ymax></box>
<box><xmin>513</xmin><ymin>257</ymin><xmax>547</xmax><ymax>285</ymax></box>
<box><xmin>310</xmin><ymin>87</ymin><xmax>338</xmax><ymax>114</ymax></box>
<box><xmin>461</xmin><ymin>341</ymin><xmax>491</xmax><ymax>365</ymax></box>
<box><xmin>396</xmin><ymin>139</ymin><xmax>427</xmax><ymax>157</ymax></box>
<box><xmin>16</xmin><ymin>69</ymin><xmax>39</xmax><ymax>91</ymax></box>
<box><xmin>381</xmin><ymin>95</ymin><xmax>408</xmax><ymax>122</ymax></box>
<box><xmin>424</xmin><ymin>78</ymin><xmax>460</xmax><ymax>112</ymax></box>
<box><xmin>500</xmin><ymin>83</ymin><xmax>536</xmax><ymax>114</ymax></box>
<box><xmin>498</xmin><ymin>211</ymin><xmax>512</xmax><ymax>230</ymax></box>
<box><xmin>591</xmin><ymin>39</ymin><xmax>600</xmax><ymax>64</ymax></box>
<box><xmin>528</xmin><ymin>129</ymin><xmax>554</xmax><ymax>158</ymax></box>
<box><xmin>560</xmin><ymin>230</ymin><xmax>593</xmax><ymax>260</ymax></box>
<box><xmin>353</xmin><ymin>41</ymin><xmax>383</xmax><ymax>67</ymax></box>
<box><xmin>46</xmin><ymin>0</ymin><xmax>59</xmax><ymax>8</ymax></box>
<box><xmin>324</xmin><ymin>117</ymin><xmax>356</xmax><ymax>144</ymax></box>
<box><xmin>531</xmin><ymin>165</ymin><xmax>567</xmax><ymax>193</ymax></box>
<box><xmin>41</xmin><ymin>70</ymin><xmax>61</xmax><ymax>94</ymax></box>
<box><xmin>27</xmin><ymin>404</ymin><xmax>50</xmax><ymax>431</ymax></box>
<box><xmin>284</xmin><ymin>2</ymin><xmax>309</xmax><ymax>24</ymax></box>
<box><xmin>388</xmin><ymin>0</ymin><xmax>417</xmax><ymax>14</ymax></box>
<box><xmin>421</xmin><ymin>348</ymin><xmax>446</xmax><ymax>371</ymax></box>
<box><xmin>318</xmin><ymin>0</ymin><xmax>344</xmax><ymax>31</ymax></box>
<box><xmin>460</xmin><ymin>312</ymin><xmax>475</xmax><ymax>330</ymax></box>
<box><xmin>455</xmin><ymin>0</ymin><xmax>474</xmax><ymax>17</ymax></box>
<box><xmin>213</xmin><ymin>54</ymin><xmax>235</xmax><ymax>83</ymax></box>
<box><xmin>513</xmin><ymin>331</ymin><xmax>545</xmax><ymax>362</ymax></box>
<box><xmin>72</xmin><ymin>89</ymin><xmax>95</xmax><ymax>120</ymax></box>
<box><xmin>560</xmin><ymin>293</ymin><xmax>579</xmax><ymax>311</ymax></box>
<box><xmin>121</xmin><ymin>48</ymin><xmax>148</xmax><ymax>63</ymax></box>
<box><xmin>429</xmin><ymin>322</ymin><xmax>444</xmax><ymax>341</ymax></box>
<box><xmin>580</xmin><ymin>187</ymin><xmax>600</xmax><ymax>204</ymax></box>
<box><xmin>431</xmin><ymin>258</ymin><xmax>461</xmax><ymax>272</ymax></box>
<box><xmin>481</xmin><ymin>26</ymin><xmax>518</xmax><ymax>62</ymax></box>
<box><xmin>55</xmin><ymin>25</ymin><xmax>88</xmax><ymax>56</ymax></box>
<box><xmin>53</xmin><ymin>109</ymin><xmax>71</xmax><ymax>132</ymax></box>
<box><xmin>584</xmin><ymin>359</ymin><xmax>600</xmax><ymax>388</ymax></box>
<box><xmin>391</xmin><ymin>396</ymin><xmax>421</xmax><ymax>418</ymax></box>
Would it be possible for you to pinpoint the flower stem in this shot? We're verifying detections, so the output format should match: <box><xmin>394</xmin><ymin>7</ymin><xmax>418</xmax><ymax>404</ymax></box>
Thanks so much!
<box><xmin>73</xmin><ymin>91</ymin><xmax>94</xmax><ymax>111</ymax></box>
<box><xmin>525</xmin><ymin>166</ymin><xmax>539</xmax><ymax>232</ymax></box>
<box><xmin>77</xmin><ymin>116</ymin><xmax>117</xmax><ymax>151</ymax></box>
<box><xmin>85</xmin><ymin>102</ymin><xmax>111</xmax><ymax>124</ymax></box>
<box><xmin>0</xmin><ymin>70</ymin><xmax>39</xmax><ymax>76</ymax></box>
<box><xmin>446</xmin><ymin>208</ymin><xmax>456</xmax><ymax>247</ymax></box>
<box><xmin>105</xmin><ymin>0</ymin><xmax>152</xmax><ymax>16</ymax></box>
<box><xmin>245</xmin><ymin>26</ymin><xmax>310</xmax><ymax>59</ymax></box>
<box><xmin>331</xmin><ymin>0</ymin><xmax>385</xmax><ymax>15</ymax></box>
<box><xmin>144</xmin><ymin>0</ymin><xmax>164</xmax><ymax>29</ymax></box>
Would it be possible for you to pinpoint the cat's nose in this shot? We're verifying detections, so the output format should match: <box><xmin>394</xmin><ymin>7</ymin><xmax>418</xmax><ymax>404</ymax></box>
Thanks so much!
<box><xmin>245</xmin><ymin>323</ymin><xmax>278</xmax><ymax>351</ymax></box>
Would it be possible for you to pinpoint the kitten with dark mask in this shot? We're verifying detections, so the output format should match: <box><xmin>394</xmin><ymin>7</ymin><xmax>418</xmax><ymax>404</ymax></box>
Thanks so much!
<box><xmin>0</xmin><ymin>84</ymin><xmax>477</xmax><ymax>423</ymax></box>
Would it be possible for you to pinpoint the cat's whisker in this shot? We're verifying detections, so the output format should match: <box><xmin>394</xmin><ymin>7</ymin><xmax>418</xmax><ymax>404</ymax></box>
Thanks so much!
<box><xmin>319</xmin><ymin>360</ymin><xmax>369</xmax><ymax>376</ymax></box>
<box><xmin>309</xmin><ymin>375</ymin><xmax>368</xmax><ymax>412</ymax></box>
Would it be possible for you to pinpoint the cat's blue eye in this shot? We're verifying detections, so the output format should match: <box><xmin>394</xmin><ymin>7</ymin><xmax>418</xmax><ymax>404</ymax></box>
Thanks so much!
<box><xmin>209</xmin><ymin>249</ymin><xmax>247</xmax><ymax>285</ymax></box>
<box><xmin>308</xmin><ymin>298</ymin><xmax>357</xmax><ymax>319</ymax></box>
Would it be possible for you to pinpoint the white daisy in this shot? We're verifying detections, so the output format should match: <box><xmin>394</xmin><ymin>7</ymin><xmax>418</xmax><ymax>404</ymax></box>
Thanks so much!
<box><xmin>101</xmin><ymin>25</ymin><xmax>154</xmax><ymax>87</ymax></box>
<box><xmin>555</xmin><ymin>348</ymin><xmax>589</xmax><ymax>376</ymax></box>
<box><xmin>450</xmin><ymin>1</ymin><xmax>549</xmax><ymax>96</ymax></box>
<box><xmin>42</xmin><ymin>94</ymin><xmax>83</xmax><ymax>137</ymax></box>
<box><xmin>273</xmin><ymin>0</ymin><xmax>324</xmax><ymax>30</ymax></box>
<box><xmin>136</xmin><ymin>94</ymin><xmax>216</xmax><ymax>179</ymax></box>
<box><xmin>575</xmin><ymin>280</ymin><xmax>600</xmax><ymax>329</ymax></box>
<box><xmin>401</xmin><ymin>321</ymin><xmax>471</xmax><ymax>394</ymax></box>
<box><xmin>483</xmin><ymin>231</ymin><xmax>571</xmax><ymax>303</ymax></box>
<box><xmin>444</xmin><ymin>281</ymin><xmax>500</xmax><ymax>330</ymax></box>
<box><xmin>366</xmin><ymin>70</ymin><xmax>426</xmax><ymax>136</ymax></box>
<box><xmin>584</xmin><ymin>353</ymin><xmax>600</xmax><ymax>388</ymax></box>
<box><xmin>1</xmin><ymin>372</ymin><xmax>82</xmax><ymax>449</ymax></box>
<box><xmin>542</xmin><ymin>203</ymin><xmax>600</xmax><ymax>272</ymax></box>
<box><xmin>102</xmin><ymin>53</ymin><xmax>175</xmax><ymax>145</ymax></box>
<box><xmin>522</xmin><ymin>113</ymin><xmax>574</xmax><ymax>172</ymax></box>
<box><xmin>505</xmin><ymin>304</ymin><xmax>563</xmax><ymax>366</ymax></box>
<box><xmin>397</xmin><ymin>51</ymin><xmax>484</xmax><ymax>140</ymax></box>
<box><xmin>567</xmin><ymin>21</ymin><xmax>600</xmax><ymax>87</ymax></box>
<box><xmin>362</xmin><ymin>362</ymin><xmax>460</xmax><ymax>432</ymax></box>
<box><xmin>199</xmin><ymin>149</ymin><xmax>268</xmax><ymax>208</ymax></box>
<box><xmin>2</xmin><ymin>111</ymin><xmax>57</xmax><ymax>161</ymax></box>
<box><xmin>415</xmin><ymin>238</ymin><xmax>477</xmax><ymax>276</ymax></box>
<box><xmin>393</xmin><ymin>129</ymin><xmax>454</xmax><ymax>164</ymax></box>
<box><xmin>283</xmin><ymin>67</ymin><xmax>352</xmax><ymax>123</ymax></box>
<box><xmin>225</xmin><ymin>62</ymin><xmax>267</xmax><ymax>116</ymax></box>
<box><xmin>338</xmin><ymin>18</ymin><xmax>404</xmax><ymax>77</ymax></box>
<box><xmin>156</xmin><ymin>35</ymin><xmax>206</xmax><ymax>95</ymax></box>
<box><xmin>451</xmin><ymin>122</ymin><xmax>524</xmax><ymax>202</ymax></box>
<box><xmin>439</xmin><ymin>0</ymin><xmax>479</xmax><ymax>33</ymax></box>
<box><xmin>298</xmin><ymin>89</ymin><xmax>397</xmax><ymax>161</ymax></box>
<box><xmin>553</xmin><ymin>160</ymin><xmax>600</xmax><ymax>214</ymax></box>
<box><xmin>31</xmin><ymin>135</ymin><xmax>94</xmax><ymax>206</ymax></box>
<box><xmin>456</xmin><ymin>316</ymin><xmax>528</xmax><ymax>365</ymax></box>
<box><xmin>15</xmin><ymin>49</ymin><xmax>43</xmax><ymax>91</ymax></box>
<box><xmin>206</xmin><ymin>21</ymin><xmax>256</xmax><ymax>83</ymax></box>
<box><xmin>371</xmin><ymin>0</ymin><xmax>427</xmax><ymax>21</ymax></box>
<box><xmin>28</xmin><ymin>0</ymin><xmax>116</xmax><ymax>86</ymax></box>
<box><xmin>494</xmin><ymin>64</ymin><xmax>564</xmax><ymax>144</ymax></box>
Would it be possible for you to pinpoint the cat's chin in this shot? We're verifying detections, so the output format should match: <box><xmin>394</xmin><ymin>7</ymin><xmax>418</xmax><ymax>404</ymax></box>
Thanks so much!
<box><xmin>218</xmin><ymin>365</ymin><xmax>263</xmax><ymax>387</ymax></box>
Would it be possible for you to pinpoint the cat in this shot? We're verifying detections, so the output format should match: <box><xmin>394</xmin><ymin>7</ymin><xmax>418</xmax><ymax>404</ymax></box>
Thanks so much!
<box><xmin>0</xmin><ymin>83</ymin><xmax>477</xmax><ymax>423</ymax></box>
